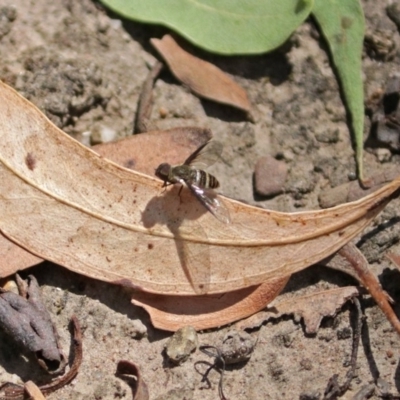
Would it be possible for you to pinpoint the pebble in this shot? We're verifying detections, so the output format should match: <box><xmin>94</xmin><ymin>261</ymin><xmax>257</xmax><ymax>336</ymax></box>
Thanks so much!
<box><xmin>376</xmin><ymin>148</ymin><xmax>392</xmax><ymax>163</ymax></box>
<box><xmin>123</xmin><ymin>319</ymin><xmax>147</xmax><ymax>339</ymax></box>
<box><xmin>254</xmin><ymin>155</ymin><xmax>288</xmax><ymax>197</ymax></box>
<box><xmin>90</xmin><ymin>124</ymin><xmax>117</xmax><ymax>144</ymax></box>
<box><xmin>220</xmin><ymin>330</ymin><xmax>256</xmax><ymax>364</ymax></box>
<box><xmin>164</xmin><ymin>326</ymin><xmax>198</xmax><ymax>365</ymax></box>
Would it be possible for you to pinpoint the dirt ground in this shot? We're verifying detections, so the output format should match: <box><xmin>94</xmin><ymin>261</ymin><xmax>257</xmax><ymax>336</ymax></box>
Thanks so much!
<box><xmin>1</xmin><ymin>0</ymin><xmax>400</xmax><ymax>399</ymax></box>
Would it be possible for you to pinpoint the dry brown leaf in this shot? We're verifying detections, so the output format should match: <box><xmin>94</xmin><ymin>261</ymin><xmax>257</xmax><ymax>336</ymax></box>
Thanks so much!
<box><xmin>0</xmin><ymin>233</ymin><xmax>42</xmax><ymax>276</ymax></box>
<box><xmin>132</xmin><ymin>276</ymin><xmax>290</xmax><ymax>331</ymax></box>
<box><xmin>151</xmin><ymin>34</ymin><xmax>252</xmax><ymax>116</ymax></box>
<box><xmin>337</xmin><ymin>243</ymin><xmax>400</xmax><ymax>335</ymax></box>
<box><xmin>236</xmin><ymin>286</ymin><xmax>359</xmax><ymax>334</ymax></box>
<box><xmin>0</xmin><ymin>80</ymin><xmax>399</xmax><ymax>297</ymax></box>
<box><xmin>92</xmin><ymin>126</ymin><xmax>212</xmax><ymax>176</ymax></box>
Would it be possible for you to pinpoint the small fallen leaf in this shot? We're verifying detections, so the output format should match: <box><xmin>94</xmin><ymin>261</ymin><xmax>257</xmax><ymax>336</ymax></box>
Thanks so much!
<box><xmin>236</xmin><ymin>286</ymin><xmax>359</xmax><ymax>333</ymax></box>
<box><xmin>92</xmin><ymin>126</ymin><xmax>213</xmax><ymax>176</ymax></box>
<box><xmin>116</xmin><ymin>360</ymin><xmax>149</xmax><ymax>400</ymax></box>
<box><xmin>132</xmin><ymin>277</ymin><xmax>289</xmax><ymax>331</ymax></box>
<box><xmin>151</xmin><ymin>35</ymin><xmax>252</xmax><ymax>117</ymax></box>
<box><xmin>338</xmin><ymin>243</ymin><xmax>400</xmax><ymax>336</ymax></box>
<box><xmin>0</xmin><ymin>80</ymin><xmax>399</xmax><ymax>299</ymax></box>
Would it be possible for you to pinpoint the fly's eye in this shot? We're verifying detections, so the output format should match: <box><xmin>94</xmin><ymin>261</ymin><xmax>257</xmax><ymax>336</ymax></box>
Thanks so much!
<box><xmin>155</xmin><ymin>163</ymin><xmax>170</xmax><ymax>179</ymax></box>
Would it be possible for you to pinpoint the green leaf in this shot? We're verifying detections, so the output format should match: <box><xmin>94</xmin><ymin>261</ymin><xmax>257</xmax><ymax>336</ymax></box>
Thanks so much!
<box><xmin>312</xmin><ymin>0</ymin><xmax>365</xmax><ymax>180</ymax></box>
<box><xmin>100</xmin><ymin>0</ymin><xmax>314</xmax><ymax>55</ymax></box>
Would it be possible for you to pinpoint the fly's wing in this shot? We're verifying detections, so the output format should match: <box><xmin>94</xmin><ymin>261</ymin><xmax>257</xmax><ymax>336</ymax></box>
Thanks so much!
<box><xmin>183</xmin><ymin>141</ymin><xmax>223</xmax><ymax>170</ymax></box>
<box><xmin>188</xmin><ymin>184</ymin><xmax>231</xmax><ymax>224</ymax></box>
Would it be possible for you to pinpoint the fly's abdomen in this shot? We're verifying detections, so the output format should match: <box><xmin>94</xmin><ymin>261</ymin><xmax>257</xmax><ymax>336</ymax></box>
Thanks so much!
<box><xmin>195</xmin><ymin>170</ymin><xmax>220</xmax><ymax>189</ymax></box>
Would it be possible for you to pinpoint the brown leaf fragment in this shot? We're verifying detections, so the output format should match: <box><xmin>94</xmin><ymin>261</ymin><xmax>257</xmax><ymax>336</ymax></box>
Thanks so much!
<box><xmin>337</xmin><ymin>243</ymin><xmax>400</xmax><ymax>336</ymax></box>
<box><xmin>0</xmin><ymin>316</ymin><xmax>82</xmax><ymax>400</ymax></box>
<box><xmin>132</xmin><ymin>277</ymin><xmax>289</xmax><ymax>332</ymax></box>
<box><xmin>151</xmin><ymin>34</ymin><xmax>252</xmax><ymax>118</ymax></box>
<box><xmin>318</xmin><ymin>166</ymin><xmax>400</xmax><ymax>208</ymax></box>
<box><xmin>0</xmin><ymin>275</ymin><xmax>66</xmax><ymax>374</ymax></box>
<box><xmin>92</xmin><ymin>126</ymin><xmax>212</xmax><ymax>176</ymax></box>
<box><xmin>236</xmin><ymin>286</ymin><xmax>359</xmax><ymax>334</ymax></box>
<box><xmin>23</xmin><ymin>381</ymin><xmax>46</xmax><ymax>400</ymax></box>
<box><xmin>0</xmin><ymin>233</ymin><xmax>43</xmax><ymax>276</ymax></box>
<box><xmin>116</xmin><ymin>360</ymin><xmax>149</xmax><ymax>400</ymax></box>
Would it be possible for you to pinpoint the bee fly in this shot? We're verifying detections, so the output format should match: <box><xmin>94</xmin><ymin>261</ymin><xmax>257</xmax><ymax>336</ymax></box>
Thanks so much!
<box><xmin>155</xmin><ymin>140</ymin><xmax>231</xmax><ymax>224</ymax></box>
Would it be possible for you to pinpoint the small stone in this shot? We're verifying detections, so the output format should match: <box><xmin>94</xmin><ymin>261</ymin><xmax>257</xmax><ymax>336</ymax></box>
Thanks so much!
<box><xmin>123</xmin><ymin>319</ymin><xmax>147</xmax><ymax>339</ymax></box>
<box><xmin>164</xmin><ymin>326</ymin><xmax>198</xmax><ymax>365</ymax></box>
<box><xmin>220</xmin><ymin>330</ymin><xmax>256</xmax><ymax>364</ymax></box>
<box><xmin>254</xmin><ymin>155</ymin><xmax>288</xmax><ymax>197</ymax></box>
<box><xmin>376</xmin><ymin>148</ymin><xmax>392</xmax><ymax>163</ymax></box>
<box><xmin>91</xmin><ymin>124</ymin><xmax>117</xmax><ymax>144</ymax></box>
<box><xmin>314</xmin><ymin>128</ymin><xmax>339</xmax><ymax>143</ymax></box>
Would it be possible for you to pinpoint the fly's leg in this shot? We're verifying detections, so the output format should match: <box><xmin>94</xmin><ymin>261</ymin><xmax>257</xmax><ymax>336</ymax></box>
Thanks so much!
<box><xmin>178</xmin><ymin>184</ymin><xmax>184</xmax><ymax>203</ymax></box>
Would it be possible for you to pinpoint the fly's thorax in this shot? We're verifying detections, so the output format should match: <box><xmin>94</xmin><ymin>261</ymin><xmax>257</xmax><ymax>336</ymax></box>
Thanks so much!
<box><xmin>170</xmin><ymin>165</ymin><xmax>197</xmax><ymax>183</ymax></box>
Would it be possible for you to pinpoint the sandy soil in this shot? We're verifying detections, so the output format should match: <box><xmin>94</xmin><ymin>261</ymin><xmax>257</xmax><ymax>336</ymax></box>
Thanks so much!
<box><xmin>1</xmin><ymin>0</ymin><xmax>400</xmax><ymax>399</ymax></box>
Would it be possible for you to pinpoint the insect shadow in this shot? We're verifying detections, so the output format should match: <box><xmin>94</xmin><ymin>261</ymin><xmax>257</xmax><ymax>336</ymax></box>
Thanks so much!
<box><xmin>141</xmin><ymin>185</ymin><xmax>213</xmax><ymax>294</ymax></box>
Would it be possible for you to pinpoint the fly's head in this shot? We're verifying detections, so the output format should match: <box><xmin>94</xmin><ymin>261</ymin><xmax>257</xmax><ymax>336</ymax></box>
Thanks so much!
<box><xmin>155</xmin><ymin>163</ymin><xmax>172</xmax><ymax>185</ymax></box>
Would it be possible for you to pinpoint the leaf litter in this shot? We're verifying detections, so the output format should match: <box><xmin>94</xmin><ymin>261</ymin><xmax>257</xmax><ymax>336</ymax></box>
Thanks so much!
<box><xmin>1</xmin><ymin>81</ymin><xmax>400</xmax><ymax>331</ymax></box>
<box><xmin>0</xmin><ymin>1</ymin><xmax>400</xmax><ymax>398</ymax></box>
<box><xmin>151</xmin><ymin>34</ymin><xmax>253</xmax><ymax>119</ymax></box>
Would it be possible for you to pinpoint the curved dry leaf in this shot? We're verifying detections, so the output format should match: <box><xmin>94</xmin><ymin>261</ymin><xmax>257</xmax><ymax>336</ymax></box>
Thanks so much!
<box><xmin>0</xmin><ymin>81</ymin><xmax>399</xmax><ymax>296</ymax></box>
<box><xmin>132</xmin><ymin>276</ymin><xmax>290</xmax><ymax>331</ymax></box>
<box><xmin>151</xmin><ymin>35</ymin><xmax>252</xmax><ymax>116</ymax></box>
<box><xmin>236</xmin><ymin>286</ymin><xmax>359</xmax><ymax>334</ymax></box>
<box><xmin>116</xmin><ymin>360</ymin><xmax>149</xmax><ymax>400</ymax></box>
